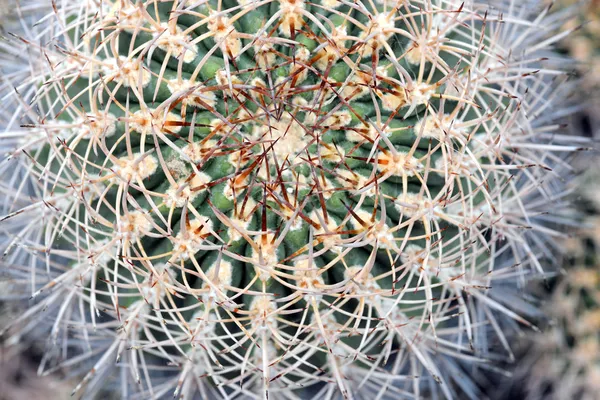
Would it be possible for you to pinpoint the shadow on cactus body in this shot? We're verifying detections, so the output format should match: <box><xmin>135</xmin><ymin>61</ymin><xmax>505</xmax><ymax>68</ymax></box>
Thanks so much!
<box><xmin>0</xmin><ymin>0</ymin><xmax>584</xmax><ymax>399</ymax></box>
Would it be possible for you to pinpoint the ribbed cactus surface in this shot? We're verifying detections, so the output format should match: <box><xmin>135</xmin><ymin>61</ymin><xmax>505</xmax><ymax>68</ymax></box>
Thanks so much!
<box><xmin>0</xmin><ymin>0</ymin><xmax>583</xmax><ymax>399</ymax></box>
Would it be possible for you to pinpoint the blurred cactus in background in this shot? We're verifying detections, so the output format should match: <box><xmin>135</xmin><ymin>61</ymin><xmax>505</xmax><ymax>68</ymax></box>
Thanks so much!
<box><xmin>556</xmin><ymin>0</ymin><xmax>600</xmax><ymax>137</ymax></box>
<box><xmin>500</xmin><ymin>172</ymin><xmax>600</xmax><ymax>400</ymax></box>
<box><xmin>0</xmin><ymin>0</ymin><xmax>585</xmax><ymax>399</ymax></box>
<box><xmin>560</xmin><ymin>0</ymin><xmax>600</xmax><ymax>84</ymax></box>
<box><xmin>490</xmin><ymin>1</ymin><xmax>600</xmax><ymax>400</ymax></box>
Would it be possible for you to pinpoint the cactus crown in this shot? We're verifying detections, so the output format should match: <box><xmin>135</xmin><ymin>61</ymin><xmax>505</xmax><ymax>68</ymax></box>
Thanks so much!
<box><xmin>0</xmin><ymin>0</ymin><xmax>582</xmax><ymax>398</ymax></box>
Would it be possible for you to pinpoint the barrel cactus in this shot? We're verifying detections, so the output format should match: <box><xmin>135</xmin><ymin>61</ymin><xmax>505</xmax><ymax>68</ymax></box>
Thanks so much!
<box><xmin>0</xmin><ymin>0</ymin><xmax>582</xmax><ymax>398</ymax></box>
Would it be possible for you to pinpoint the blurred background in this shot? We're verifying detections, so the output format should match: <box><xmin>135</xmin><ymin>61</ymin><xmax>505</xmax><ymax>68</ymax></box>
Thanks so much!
<box><xmin>488</xmin><ymin>1</ymin><xmax>600</xmax><ymax>399</ymax></box>
<box><xmin>0</xmin><ymin>0</ymin><xmax>598</xmax><ymax>399</ymax></box>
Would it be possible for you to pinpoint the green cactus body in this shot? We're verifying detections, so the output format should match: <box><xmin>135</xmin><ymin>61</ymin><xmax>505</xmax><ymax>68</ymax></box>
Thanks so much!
<box><xmin>0</xmin><ymin>0</ymin><xmax>582</xmax><ymax>398</ymax></box>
